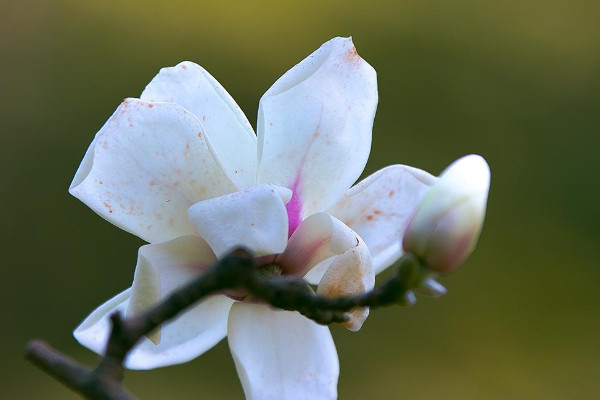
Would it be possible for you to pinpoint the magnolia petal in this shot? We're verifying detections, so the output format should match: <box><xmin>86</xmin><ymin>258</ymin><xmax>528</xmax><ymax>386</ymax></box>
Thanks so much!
<box><xmin>74</xmin><ymin>290</ymin><xmax>233</xmax><ymax>369</ymax></box>
<box><xmin>73</xmin><ymin>289</ymin><xmax>131</xmax><ymax>356</ymax></box>
<box><xmin>141</xmin><ymin>62</ymin><xmax>257</xmax><ymax>189</ymax></box>
<box><xmin>74</xmin><ymin>236</ymin><xmax>234</xmax><ymax>369</ymax></box>
<box><xmin>303</xmin><ymin>257</ymin><xmax>334</xmax><ymax>286</ymax></box>
<box><xmin>257</xmin><ymin>37</ymin><xmax>378</xmax><ymax>234</ymax></box>
<box><xmin>188</xmin><ymin>184</ymin><xmax>291</xmax><ymax>258</ymax></box>
<box><xmin>277</xmin><ymin>213</ymin><xmax>364</xmax><ymax>279</ymax></box>
<box><xmin>327</xmin><ymin>165</ymin><xmax>435</xmax><ymax>275</ymax></box>
<box><xmin>128</xmin><ymin>259</ymin><xmax>161</xmax><ymax>344</ymax></box>
<box><xmin>69</xmin><ymin>99</ymin><xmax>237</xmax><ymax>243</ymax></box>
<box><xmin>228</xmin><ymin>303</ymin><xmax>338</xmax><ymax>400</ymax></box>
<box><xmin>127</xmin><ymin>235</ymin><xmax>219</xmax><ymax>345</ymax></box>
<box><xmin>316</xmin><ymin>242</ymin><xmax>374</xmax><ymax>331</ymax></box>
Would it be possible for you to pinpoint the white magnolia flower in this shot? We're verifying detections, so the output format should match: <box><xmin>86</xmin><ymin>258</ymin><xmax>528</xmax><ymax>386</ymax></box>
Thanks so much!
<box><xmin>70</xmin><ymin>37</ymin><xmax>438</xmax><ymax>399</ymax></box>
<box><xmin>403</xmin><ymin>155</ymin><xmax>490</xmax><ymax>274</ymax></box>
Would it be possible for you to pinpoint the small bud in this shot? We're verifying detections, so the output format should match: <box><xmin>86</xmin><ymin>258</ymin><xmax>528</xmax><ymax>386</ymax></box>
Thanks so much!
<box><xmin>400</xmin><ymin>290</ymin><xmax>417</xmax><ymax>306</ymax></box>
<box><xmin>417</xmin><ymin>278</ymin><xmax>447</xmax><ymax>298</ymax></box>
<box><xmin>403</xmin><ymin>155</ymin><xmax>490</xmax><ymax>274</ymax></box>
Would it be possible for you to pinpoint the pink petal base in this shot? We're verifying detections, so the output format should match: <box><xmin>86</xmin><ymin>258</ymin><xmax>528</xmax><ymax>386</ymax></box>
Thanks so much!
<box><xmin>285</xmin><ymin>179</ymin><xmax>303</xmax><ymax>237</ymax></box>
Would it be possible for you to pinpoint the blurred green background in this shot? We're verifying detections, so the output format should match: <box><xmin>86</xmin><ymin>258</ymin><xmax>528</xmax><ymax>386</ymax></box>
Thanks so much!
<box><xmin>2</xmin><ymin>0</ymin><xmax>599</xmax><ymax>398</ymax></box>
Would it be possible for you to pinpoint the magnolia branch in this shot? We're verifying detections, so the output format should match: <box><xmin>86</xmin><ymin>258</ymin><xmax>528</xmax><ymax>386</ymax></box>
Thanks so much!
<box><xmin>26</xmin><ymin>248</ymin><xmax>424</xmax><ymax>400</ymax></box>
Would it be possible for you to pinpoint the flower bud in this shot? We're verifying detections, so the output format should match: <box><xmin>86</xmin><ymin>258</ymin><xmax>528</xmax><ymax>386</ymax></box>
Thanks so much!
<box><xmin>417</xmin><ymin>278</ymin><xmax>447</xmax><ymax>298</ymax></box>
<box><xmin>402</xmin><ymin>155</ymin><xmax>490</xmax><ymax>274</ymax></box>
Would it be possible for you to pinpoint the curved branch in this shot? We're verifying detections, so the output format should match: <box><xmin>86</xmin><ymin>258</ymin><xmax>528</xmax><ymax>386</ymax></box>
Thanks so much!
<box><xmin>26</xmin><ymin>249</ymin><xmax>424</xmax><ymax>400</ymax></box>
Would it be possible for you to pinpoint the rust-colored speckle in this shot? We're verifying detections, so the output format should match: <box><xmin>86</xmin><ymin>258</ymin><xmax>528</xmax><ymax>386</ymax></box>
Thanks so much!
<box><xmin>103</xmin><ymin>202</ymin><xmax>114</xmax><ymax>214</ymax></box>
<box><xmin>388</xmin><ymin>190</ymin><xmax>395</xmax><ymax>198</ymax></box>
<box><xmin>102</xmin><ymin>141</ymin><xmax>109</xmax><ymax>150</ymax></box>
<box><xmin>202</xmin><ymin>115</ymin><xmax>206</xmax><ymax>121</ymax></box>
<box><xmin>323</xmin><ymin>259</ymin><xmax>362</xmax><ymax>297</ymax></box>
<box><xmin>181</xmin><ymin>64</ymin><xmax>187</xmax><ymax>70</ymax></box>
<box><xmin>98</xmin><ymin>181</ymin><xmax>103</xmax><ymax>185</ymax></box>
<box><xmin>172</xmin><ymin>181</ymin><xmax>180</xmax><ymax>188</ymax></box>
<box><xmin>184</xmin><ymin>143</ymin><xmax>191</xmax><ymax>155</ymax></box>
<box><xmin>149</xmin><ymin>180</ymin><xmax>158</xmax><ymax>186</ymax></box>
<box><xmin>345</xmin><ymin>46</ymin><xmax>361</xmax><ymax>64</ymax></box>
<box><xmin>120</xmin><ymin>99</ymin><xmax>130</xmax><ymax>113</ymax></box>
<box><xmin>169</xmin><ymin>217</ymin><xmax>174</xmax><ymax>226</ymax></box>
<box><xmin>147</xmin><ymin>103</ymin><xmax>154</xmax><ymax>108</ymax></box>
<box><xmin>373</xmin><ymin>210</ymin><xmax>382</xmax><ymax>215</ymax></box>
<box><xmin>147</xmin><ymin>225</ymin><xmax>152</xmax><ymax>230</ymax></box>
<box><xmin>197</xmin><ymin>132</ymin><xmax>202</xmax><ymax>138</ymax></box>
<box><xmin>366</xmin><ymin>215</ymin><xmax>374</xmax><ymax>221</ymax></box>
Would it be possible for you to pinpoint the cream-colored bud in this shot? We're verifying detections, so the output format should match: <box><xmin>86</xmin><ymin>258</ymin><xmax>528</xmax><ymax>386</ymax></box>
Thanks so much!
<box><xmin>402</xmin><ymin>155</ymin><xmax>490</xmax><ymax>274</ymax></box>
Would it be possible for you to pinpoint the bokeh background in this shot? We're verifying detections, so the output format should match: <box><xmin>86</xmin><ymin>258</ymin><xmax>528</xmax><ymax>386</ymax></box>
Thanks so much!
<box><xmin>2</xmin><ymin>0</ymin><xmax>599</xmax><ymax>398</ymax></box>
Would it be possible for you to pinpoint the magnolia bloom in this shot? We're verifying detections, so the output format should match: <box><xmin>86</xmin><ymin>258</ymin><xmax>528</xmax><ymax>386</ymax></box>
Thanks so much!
<box><xmin>403</xmin><ymin>155</ymin><xmax>490</xmax><ymax>274</ymax></box>
<box><xmin>70</xmin><ymin>37</ymin><xmax>443</xmax><ymax>399</ymax></box>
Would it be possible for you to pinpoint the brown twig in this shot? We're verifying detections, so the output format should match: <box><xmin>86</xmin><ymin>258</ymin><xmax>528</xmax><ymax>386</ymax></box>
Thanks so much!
<box><xmin>26</xmin><ymin>248</ymin><xmax>424</xmax><ymax>400</ymax></box>
<box><xmin>25</xmin><ymin>340</ymin><xmax>134</xmax><ymax>400</ymax></box>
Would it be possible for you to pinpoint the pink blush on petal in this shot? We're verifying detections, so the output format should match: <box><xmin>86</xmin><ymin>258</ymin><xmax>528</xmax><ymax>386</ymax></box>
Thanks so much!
<box><xmin>286</xmin><ymin>180</ymin><xmax>303</xmax><ymax>237</ymax></box>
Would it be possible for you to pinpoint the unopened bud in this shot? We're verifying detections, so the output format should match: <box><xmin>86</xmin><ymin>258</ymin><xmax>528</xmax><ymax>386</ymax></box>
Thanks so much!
<box><xmin>402</xmin><ymin>155</ymin><xmax>490</xmax><ymax>274</ymax></box>
<box><xmin>400</xmin><ymin>290</ymin><xmax>417</xmax><ymax>306</ymax></box>
<box><xmin>417</xmin><ymin>278</ymin><xmax>447</xmax><ymax>298</ymax></box>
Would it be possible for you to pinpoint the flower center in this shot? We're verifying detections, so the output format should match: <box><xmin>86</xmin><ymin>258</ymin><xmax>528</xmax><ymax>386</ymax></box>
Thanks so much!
<box><xmin>258</xmin><ymin>263</ymin><xmax>282</xmax><ymax>277</ymax></box>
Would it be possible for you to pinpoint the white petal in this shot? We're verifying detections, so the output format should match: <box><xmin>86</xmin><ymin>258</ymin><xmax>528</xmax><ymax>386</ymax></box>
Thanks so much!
<box><xmin>257</xmin><ymin>37</ymin><xmax>378</xmax><ymax>234</ymax></box>
<box><xmin>74</xmin><ymin>291</ymin><xmax>233</xmax><ymax>369</ymax></box>
<box><xmin>70</xmin><ymin>99</ymin><xmax>237</xmax><ymax>243</ymax></box>
<box><xmin>127</xmin><ymin>235</ymin><xmax>219</xmax><ymax>345</ymax></box>
<box><xmin>303</xmin><ymin>257</ymin><xmax>334</xmax><ymax>286</ymax></box>
<box><xmin>316</xmin><ymin>242</ymin><xmax>374</xmax><ymax>331</ymax></box>
<box><xmin>128</xmin><ymin>258</ymin><xmax>161</xmax><ymax>344</ymax></box>
<box><xmin>125</xmin><ymin>295</ymin><xmax>232</xmax><ymax>369</ymax></box>
<box><xmin>74</xmin><ymin>236</ymin><xmax>234</xmax><ymax>369</ymax></box>
<box><xmin>188</xmin><ymin>184</ymin><xmax>291</xmax><ymax>258</ymax></box>
<box><xmin>135</xmin><ymin>235</ymin><xmax>218</xmax><ymax>293</ymax></box>
<box><xmin>73</xmin><ymin>289</ymin><xmax>131</xmax><ymax>356</ymax></box>
<box><xmin>228</xmin><ymin>303</ymin><xmax>338</xmax><ymax>400</ymax></box>
<box><xmin>277</xmin><ymin>213</ymin><xmax>363</xmax><ymax>279</ymax></box>
<box><xmin>327</xmin><ymin>165</ymin><xmax>435</xmax><ymax>275</ymax></box>
<box><xmin>141</xmin><ymin>62</ymin><xmax>257</xmax><ymax>189</ymax></box>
